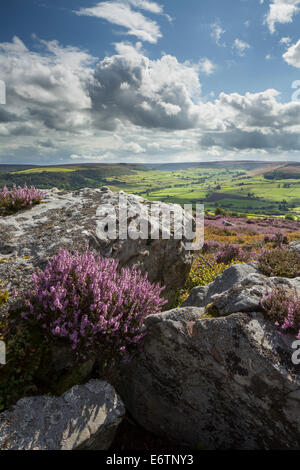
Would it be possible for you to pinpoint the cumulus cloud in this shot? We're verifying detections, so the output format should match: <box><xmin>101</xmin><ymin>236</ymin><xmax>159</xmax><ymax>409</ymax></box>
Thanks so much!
<box><xmin>232</xmin><ymin>39</ymin><xmax>251</xmax><ymax>56</ymax></box>
<box><xmin>263</xmin><ymin>0</ymin><xmax>300</xmax><ymax>34</ymax></box>
<box><xmin>199</xmin><ymin>89</ymin><xmax>300</xmax><ymax>151</ymax></box>
<box><xmin>283</xmin><ymin>39</ymin><xmax>300</xmax><ymax>67</ymax></box>
<box><xmin>89</xmin><ymin>42</ymin><xmax>204</xmax><ymax>130</ymax></box>
<box><xmin>0</xmin><ymin>36</ymin><xmax>95</xmax><ymax>135</ymax></box>
<box><xmin>74</xmin><ymin>1</ymin><xmax>163</xmax><ymax>43</ymax></box>
<box><xmin>1</xmin><ymin>36</ymin><xmax>300</xmax><ymax>162</ymax></box>
<box><xmin>217</xmin><ymin>89</ymin><xmax>300</xmax><ymax>129</ymax></box>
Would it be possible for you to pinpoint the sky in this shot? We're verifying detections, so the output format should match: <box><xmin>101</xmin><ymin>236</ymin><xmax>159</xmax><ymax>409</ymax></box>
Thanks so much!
<box><xmin>1</xmin><ymin>0</ymin><xmax>300</xmax><ymax>164</ymax></box>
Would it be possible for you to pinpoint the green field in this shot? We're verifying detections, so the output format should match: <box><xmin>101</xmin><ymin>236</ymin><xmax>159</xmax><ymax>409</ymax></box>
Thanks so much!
<box><xmin>106</xmin><ymin>165</ymin><xmax>300</xmax><ymax>218</ymax></box>
<box><xmin>1</xmin><ymin>161</ymin><xmax>300</xmax><ymax>218</ymax></box>
<box><xmin>12</xmin><ymin>167</ymin><xmax>79</xmax><ymax>174</ymax></box>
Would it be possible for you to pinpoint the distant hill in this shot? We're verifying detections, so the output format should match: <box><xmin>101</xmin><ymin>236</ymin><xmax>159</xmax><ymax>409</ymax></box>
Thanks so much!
<box><xmin>264</xmin><ymin>163</ymin><xmax>300</xmax><ymax>180</ymax></box>
<box><xmin>145</xmin><ymin>161</ymin><xmax>289</xmax><ymax>172</ymax></box>
<box><xmin>0</xmin><ymin>163</ymin><xmax>148</xmax><ymax>190</ymax></box>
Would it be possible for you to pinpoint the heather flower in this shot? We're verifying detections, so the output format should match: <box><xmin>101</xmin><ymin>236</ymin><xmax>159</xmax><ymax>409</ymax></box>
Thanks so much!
<box><xmin>22</xmin><ymin>248</ymin><xmax>167</xmax><ymax>360</ymax></box>
<box><xmin>258</xmin><ymin>248</ymin><xmax>300</xmax><ymax>278</ymax></box>
<box><xmin>264</xmin><ymin>232</ymin><xmax>289</xmax><ymax>248</ymax></box>
<box><xmin>215</xmin><ymin>244</ymin><xmax>256</xmax><ymax>264</ymax></box>
<box><xmin>0</xmin><ymin>184</ymin><xmax>45</xmax><ymax>213</ymax></box>
<box><xmin>261</xmin><ymin>287</ymin><xmax>300</xmax><ymax>339</ymax></box>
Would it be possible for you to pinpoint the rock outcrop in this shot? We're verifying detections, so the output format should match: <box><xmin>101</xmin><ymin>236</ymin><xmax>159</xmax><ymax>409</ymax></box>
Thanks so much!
<box><xmin>212</xmin><ymin>272</ymin><xmax>300</xmax><ymax>316</ymax></box>
<box><xmin>116</xmin><ymin>307</ymin><xmax>300</xmax><ymax>450</ymax></box>
<box><xmin>0</xmin><ymin>380</ymin><xmax>125</xmax><ymax>450</ymax></box>
<box><xmin>182</xmin><ymin>263</ymin><xmax>258</xmax><ymax>308</ymax></box>
<box><xmin>0</xmin><ymin>188</ymin><xmax>194</xmax><ymax>309</ymax></box>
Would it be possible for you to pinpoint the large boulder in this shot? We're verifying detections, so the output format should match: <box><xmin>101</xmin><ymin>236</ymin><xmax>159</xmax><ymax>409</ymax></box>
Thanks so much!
<box><xmin>0</xmin><ymin>188</ymin><xmax>194</xmax><ymax>309</ymax></box>
<box><xmin>0</xmin><ymin>380</ymin><xmax>125</xmax><ymax>450</ymax></box>
<box><xmin>116</xmin><ymin>308</ymin><xmax>300</xmax><ymax>450</ymax></box>
<box><xmin>182</xmin><ymin>263</ymin><xmax>258</xmax><ymax>308</ymax></box>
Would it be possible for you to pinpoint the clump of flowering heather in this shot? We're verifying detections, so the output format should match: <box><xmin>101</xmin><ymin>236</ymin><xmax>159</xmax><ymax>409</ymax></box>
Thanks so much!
<box><xmin>22</xmin><ymin>248</ymin><xmax>167</xmax><ymax>361</ymax></box>
<box><xmin>0</xmin><ymin>184</ymin><xmax>45</xmax><ymax>213</ymax></box>
<box><xmin>258</xmin><ymin>248</ymin><xmax>300</xmax><ymax>278</ymax></box>
<box><xmin>261</xmin><ymin>287</ymin><xmax>300</xmax><ymax>339</ymax></box>
<box><xmin>215</xmin><ymin>244</ymin><xmax>255</xmax><ymax>264</ymax></box>
<box><xmin>264</xmin><ymin>232</ymin><xmax>289</xmax><ymax>248</ymax></box>
<box><xmin>202</xmin><ymin>240</ymin><xmax>222</xmax><ymax>254</ymax></box>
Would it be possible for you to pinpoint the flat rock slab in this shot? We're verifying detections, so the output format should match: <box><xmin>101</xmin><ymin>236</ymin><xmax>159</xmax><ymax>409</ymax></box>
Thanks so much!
<box><xmin>0</xmin><ymin>380</ymin><xmax>125</xmax><ymax>450</ymax></box>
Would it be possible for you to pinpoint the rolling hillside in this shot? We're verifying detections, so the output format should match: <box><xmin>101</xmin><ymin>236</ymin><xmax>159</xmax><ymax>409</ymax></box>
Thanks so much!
<box><xmin>0</xmin><ymin>161</ymin><xmax>299</xmax><ymax>217</ymax></box>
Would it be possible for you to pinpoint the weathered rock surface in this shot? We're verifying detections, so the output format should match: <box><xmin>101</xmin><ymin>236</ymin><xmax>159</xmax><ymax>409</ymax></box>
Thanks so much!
<box><xmin>290</xmin><ymin>241</ymin><xmax>300</xmax><ymax>254</ymax></box>
<box><xmin>0</xmin><ymin>188</ymin><xmax>194</xmax><ymax>309</ymax></box>
<box><xmin>0</xmin><ymin>380</ymin><xmax>125</xmax><ymax>450</ymax></box>
<box><xmin>116</xmin><ymin>308</ymin><xmax>300</xmax><ymax>450</ymax></box>
<box><xmin>182</xmin><ymin>263</ymin><xmax>258</xmax><ymax>308</ymax></box>
<box><xmin>212</xmin><ymin>272</ymin><xmax>300</xmax><ymax>316</ymax></box>
<box><xmin>222</xmin><ymin>220</ymin><xmax>234</xmax><ymax>226</ymax></box>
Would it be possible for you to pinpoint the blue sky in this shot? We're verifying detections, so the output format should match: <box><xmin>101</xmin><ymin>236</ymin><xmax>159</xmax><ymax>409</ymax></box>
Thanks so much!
<box><xmin>1</xmin><ymin>0</ymin><xmax>300</xmax><ymax>163</ymax></box>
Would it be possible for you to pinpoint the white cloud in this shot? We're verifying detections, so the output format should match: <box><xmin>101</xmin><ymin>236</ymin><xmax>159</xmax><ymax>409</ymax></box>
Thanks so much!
<box><xmin>1</xmin><ymin>36</ymin><xmax>300</xmax><ymax>162</ymax></box>
<box><xmin>265</xmin><ymin>53</ymin><xmax>272</xmax><ymax>60</ymax></box>
<box><xmin>198</xmin><ymin>58</ymin><xmax>217</xmax><ymax>75</ymax></box>
<box><xmin>283</xmin><ymin>39</ymin><xmax>300</xmax><ymax>67</ymax></box>
<box><xmin>0</xmin><ymin>36</ymin><xmax>95</xmax><ymax>134</ymax></box>
<box><xmin>123</xmin><ymin>141</ymin><xmax>146</xmax><ymax>153</ymax></box>
<box><xmin>210</xmin><ymin>22</ymin><xmax>226</xmax><ymax>47</ymax></box>
<box><xmin>216</xmin><ymin>88</ymin><xmax>300</xmax><ymax>131</ymax></box>
<box><xmin>70</xmin><ymin>153</ymin><xmax>113</xmax><ymax>161</ymax></box>
<box><xmin>75</xmin><ymin>1</ymin><xmax>163</xmax><ymax>43</ymax></box>
<box><xmin>89</xmin><ymin>42</ymin><xmax>205</xmax><ymax>131</ymax></box>
<box><xmin>127</xmin><ymin>0</ymin><xmax>163</xmax><ymax>14</ymax></box>
<box><xmin>263</xmin><ymin>0</ymin><xmax>300</xmax><ymax>34</ymax></box>
<box><xmin>232</xmin><ymin>39</ymin><xmax>251</xmax><ymax>56</ymax></box>
<box><xmin>280</xmin><ymin>36</ymin><xmax>291</xmax><ymax>45</ymax></box>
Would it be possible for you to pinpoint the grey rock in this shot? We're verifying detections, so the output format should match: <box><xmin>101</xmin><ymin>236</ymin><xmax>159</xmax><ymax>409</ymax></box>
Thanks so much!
<box><xmin>182</xmin><ymin>263</ymin><xmax>258</xmax><ymax>308</ymax></box>
<box><xmin>0</xmin><ymin>188</ymin><xmax>194</xmax><ymax>309</ymax></box>
<box><xmin>222</xmin><ymin>220</ymin><xmax>234</xmax><ymax>226</ymax></box>
<box><xmin>212</xmin><ymin>273</ymin><xmax>300</xmax><ymax>316</ymax></box>
<box><xmin>290</xmin><ymin>241</ymin><xmax>300</xmax><ymax>254</ymax></box>
<box><xmin>0</xmin><ymin>380</ymin><xmax>125</xmax><ymax>450</ymax></box>
<box><xmin>116</xmin><ymin>309</ymin><xmax>300</xmax><ymax>450</ymax></box>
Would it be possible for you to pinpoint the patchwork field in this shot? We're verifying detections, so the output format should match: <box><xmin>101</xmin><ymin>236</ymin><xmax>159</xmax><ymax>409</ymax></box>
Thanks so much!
<box><xmin>0</xmin><ymin>161</ymin><xmax>299</xmax><ymax>217</ymax></box>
